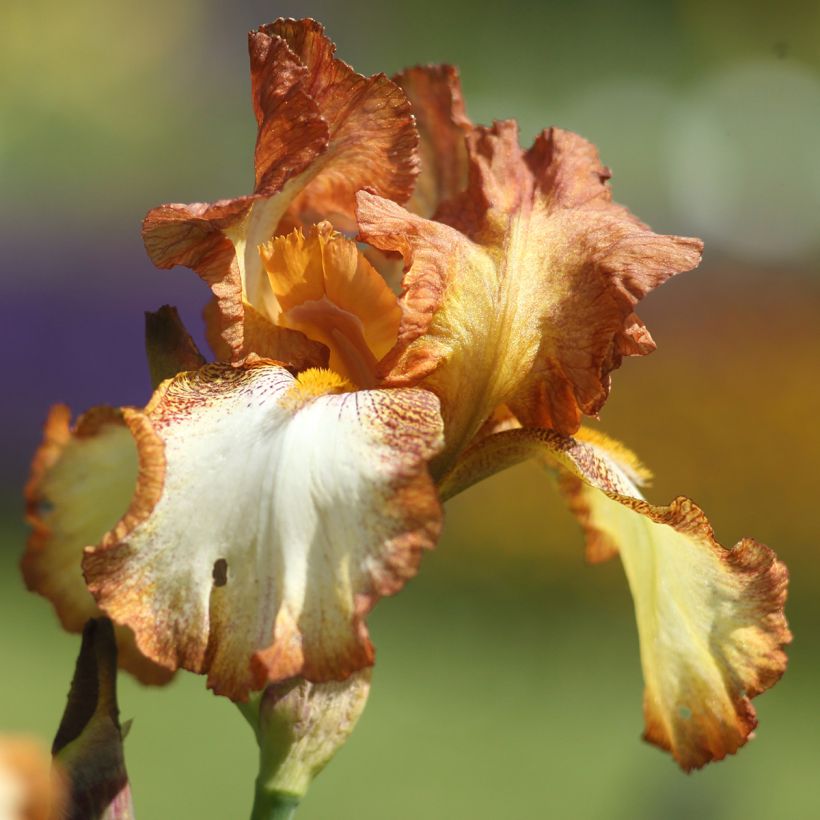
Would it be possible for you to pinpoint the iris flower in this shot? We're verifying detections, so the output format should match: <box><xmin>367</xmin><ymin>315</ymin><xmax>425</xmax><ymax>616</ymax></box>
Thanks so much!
<box><xmin>24</xmin><ymin>18</ymin><xmax>789</xmax><ymax>776</ymax></box>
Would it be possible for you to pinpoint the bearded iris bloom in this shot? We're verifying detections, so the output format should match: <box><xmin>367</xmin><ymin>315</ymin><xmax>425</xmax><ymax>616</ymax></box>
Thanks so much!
<box><xmin>24</xmin><ymin>15</ymin><xmax>789</xmax><ymax>787</ymax></box>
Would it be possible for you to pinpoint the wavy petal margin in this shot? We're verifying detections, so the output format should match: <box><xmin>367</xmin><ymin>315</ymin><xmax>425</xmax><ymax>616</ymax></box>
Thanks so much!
<box><xmin>83</xmin><ymin>362</ymin><xmax>443</xmax><ymax>701</ymax></box>
<box><xmin>440</xmin><ymin>428</ymin><xmax>790</xmax><ymax>771</ymax></box>
<box><xmin>143</xmin><ymin>18</ymin><xmax>417</xmax><ymax>363</ymax></box>
<box><xmin>393</xmin><ymin>64</ymin><xmax>471</xmax><ymax>218</ymax></box>
<box><xmin>358</xmin><ymin>122</ymin><xmax>702</xmax><ymax>469</ymax></box>
<box><xmin>259</xmin><ymin>222</ymin><xmax>401</xmax><ymax>388</ymax></box>
<box><xmin>23</xmin><ymin>406</ymin><xmax>174</xmax><ymax>685</ymax></box>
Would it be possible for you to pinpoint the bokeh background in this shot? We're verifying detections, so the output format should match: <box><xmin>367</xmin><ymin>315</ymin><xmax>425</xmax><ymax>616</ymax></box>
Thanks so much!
<box><xmin>2</xmin><ymin>1</ymin><xmax>819</xmax><ymax>817</ymax></box>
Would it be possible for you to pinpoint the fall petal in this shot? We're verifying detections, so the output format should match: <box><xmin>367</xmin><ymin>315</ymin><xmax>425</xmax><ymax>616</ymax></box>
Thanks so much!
<box><xmin>358</xmin><ymin>122</ymin><xmax>701</xmax><ymax>470</ymax></box>
<box><xmin>440</xmin><ymin>427</ymin><xmax>790</xmax><ymax>770</ymax></box>
<box><xmin>83</xmin><ymin>362</ymin><xmax>443</xmax><ymax>701</ymax></box>
<box><xmin>393</xmin><ymin>64</ymin><xmax>471</xmax><ymax>218</ymax></box>
<box><xmin>23</xmin><ymin>406</ymin><xmax>173</xmax><ymax>685</ymax></box>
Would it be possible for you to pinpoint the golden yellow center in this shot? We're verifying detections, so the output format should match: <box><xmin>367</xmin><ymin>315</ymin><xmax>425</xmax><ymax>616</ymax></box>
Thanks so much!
<box><xmin>282</xmin><ymin>368</ymin><xmax>351</xmax><ymax>411</ymax></box>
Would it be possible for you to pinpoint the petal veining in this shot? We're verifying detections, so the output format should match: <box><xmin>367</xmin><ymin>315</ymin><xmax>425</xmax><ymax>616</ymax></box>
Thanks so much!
<box><xmin>358</xmin><ymin>122</ymin><xmax>702</xmax><ymax>470</ymax></box>
<box><xmin>440</xmin><ymin>427</ymin><xmax>789</xmax><ymax>770</ymax></box>
<box><xmin>393</xmin><ymin>64</ymin><xmax>472</xmax><ymax>218</ymax></box>
<box><xmin>259</xmin><ymin>222</ymin><xmax>401</xmax><ymax>387</ymax></box>
<box><xmin>142</xmin><ymin>19</ymin><xmax>418</xmax><ymax>363</ymax></box>
<box><xmin>83</xmin><ymin>361</ymin><xmax>443</xmax><ymax>700</ymax></box>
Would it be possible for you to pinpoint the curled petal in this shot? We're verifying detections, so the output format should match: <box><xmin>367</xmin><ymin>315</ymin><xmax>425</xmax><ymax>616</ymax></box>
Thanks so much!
<box><xmin>142</xmin><ymin>199</ymin><xmax>257</xmax><ymax>360</ymax></box>
<box><xmin>259</xmin><ymin>222</ymin><xmax>401</xmax><ymax>387</ymax></box>
<box><xmin>440</xmin><ymin>428</ymin><xmax>790</xmax><ymax>771</ymax></box>
<box><xmin>358</xmin><ymin>122</ymin><xmax>701</xmax><ymax>470</ymax></box>
<box><xmin>204</xmin><ymin>298</ymin><xmax>330</xmax><ymax>371</ymax></box>
<box><xmin>23</xmin><ymin>406</ymin><xmax>173</xmax><ymax>685</ymax></box>
<box><xmin>143</xmin><ymin>19</ymin><xmax>418</xmax><ymax>362</ymax></box>
<box><xmin>393</xmin><ymin>64</ymin><xmax>471</xmax><ymax>218</ymax></box>
<box><xmin>83</xmin><ymin>362</ymin><xmax>444</xmax><ymax>700</ymax></box>
<box><xmin>266</xmin><ymin>18</ymin><xmax>419</xmax><ymax>229</ymax></box>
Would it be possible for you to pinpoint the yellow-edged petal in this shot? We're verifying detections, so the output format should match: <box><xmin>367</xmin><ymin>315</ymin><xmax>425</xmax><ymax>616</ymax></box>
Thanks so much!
<box><xmin>23</xmin><ymin>406</ymin><xmax>174</xmax><ymax>685</ymax></box>
<box><xmin>259</xmin><ymin>222</ymin><xmax>402</xmax><ymax>387</ymax></box>
<box><xmin>83</xmin><ymin>361</ymin><xmax>443</xmax><ymax>701</ymax></box>
<box><xmin>358</xmin><ymin>122</ymin><xmax>702</xmax><ymax>472</ymax></box>
<box><xmin>440</xmin><ymin>427</ymin><xmax>790</xmax><ymax>771</ymax></box>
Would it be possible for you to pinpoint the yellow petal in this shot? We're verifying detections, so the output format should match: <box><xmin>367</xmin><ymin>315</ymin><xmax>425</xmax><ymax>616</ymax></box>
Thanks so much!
<box><xmin>23</xmin><ymin>406</ymin><xmax>174</xmax><ymax>686</ymax></box>
<box><xmin>440</xmin><ymin>427</ymin><xmax>790</xmax><ymax>770</ymax></box>
<box><xmin>83</xmin><ymin>361</ymin><xmax>443</xmax><ymax>701</ymax></box>
<box><xmin>259</xmin><ymin>223</ymin><xmax>402</xmax><ymax>387</ymax></box>
<box><xmin>358</xmin><ymin>122</ymin><xmax>702</xmax><ymax>472</ymax></box>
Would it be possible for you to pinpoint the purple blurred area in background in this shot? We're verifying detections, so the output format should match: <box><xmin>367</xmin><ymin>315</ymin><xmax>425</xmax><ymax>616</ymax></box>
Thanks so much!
<box><xmin>0</xmin><ymin>237</ymin><xmax>208</xmax><ymax>493</ymax></box>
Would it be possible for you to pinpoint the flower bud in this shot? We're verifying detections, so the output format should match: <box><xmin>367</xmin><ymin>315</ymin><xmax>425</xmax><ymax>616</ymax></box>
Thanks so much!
<box><xmin>242</xmin><ymin>670</ymin><xmax>371</xmax><ymax>813</ymax></box>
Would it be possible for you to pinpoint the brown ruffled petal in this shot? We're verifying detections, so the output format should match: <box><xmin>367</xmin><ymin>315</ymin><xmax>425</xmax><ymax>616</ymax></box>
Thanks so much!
<box><xmin>143</xmin><ymin>19</ymin><xmax>419</xmax><ymax>363</ymax></box>
<box><xmin>393</xmin><ymin>64</ymin><xmax>471</xmax><ymax>218</ymax></box>
<box><xmin>248</xmin><ymin>27</ymin><xmax>329</xmax><ymax>193</ymax></box>
<box><xmin>266</xmin><ymin>19</ymin><xmax>419</xmax><ymax>230</ymax></box>
<box><xmin>83</xmin><ymin>362</ymin><xmax>443</xmax><ymax>701</ymax></box>
<box><xmin>142</xmin><ymin>199</ymin><xmax>253</xmax><ymax>359</ymax></box>
<box><xmin>23</xmin><ymin>406</ymin><xmax>174</xmax><ymax>686</ymax></box>
<box><xmin>358</xmin><ymin>121</ymin><xmax>701</xmax><ymax>471</ymax></box>
<box><xmin>203</xmin><ymin>298</ymin><xmax>329</xmax><ymax>371</ymax></box>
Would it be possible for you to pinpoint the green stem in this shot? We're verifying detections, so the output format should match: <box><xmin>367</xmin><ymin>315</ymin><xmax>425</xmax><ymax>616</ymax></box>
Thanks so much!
<box><xmin>250</xmin><ymin>786</ymin><xmax>300</xmax><ymax>820</ymax></box>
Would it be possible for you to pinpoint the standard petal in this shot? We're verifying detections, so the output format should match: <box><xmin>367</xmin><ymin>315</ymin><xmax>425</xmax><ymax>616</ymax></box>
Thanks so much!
<box><xmin>393</xmin><ymin>64</ymin><xmax>471</xmax><ymax>218</ymax></box>
<box><xmin>265</xmin><ymin>19</ymin><xmax>418</xmax><ymax>230</ymax></box>
<box><xmin>439</xmin><ymin>427</ymin><xmax>790</xmax><ymax>770</ymax></box>
<box><xmin>83</xmin><ymin>362</ymin><xmax>443</xmax><ymax>701</ymax></box>
<box><xmin>358</xmin><ymin>122</ymin><xmax>702</xmax><ymax>470</ymax></box>
<box><xmin>143</xmin><ymin>19</ymin><xmax>418</xmax><ymax>363</ymax></box>
<box><xmin>23</xmin><ymin>406</ymin><xmax>174</xmax><ymax>685</ymax></box>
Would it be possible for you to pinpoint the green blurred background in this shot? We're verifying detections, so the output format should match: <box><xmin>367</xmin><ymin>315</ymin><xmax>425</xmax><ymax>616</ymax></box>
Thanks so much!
<box><xmin>2</xmin><ymin>1</ymin><xmax>819</xmax><ymax>817</ymax></box>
